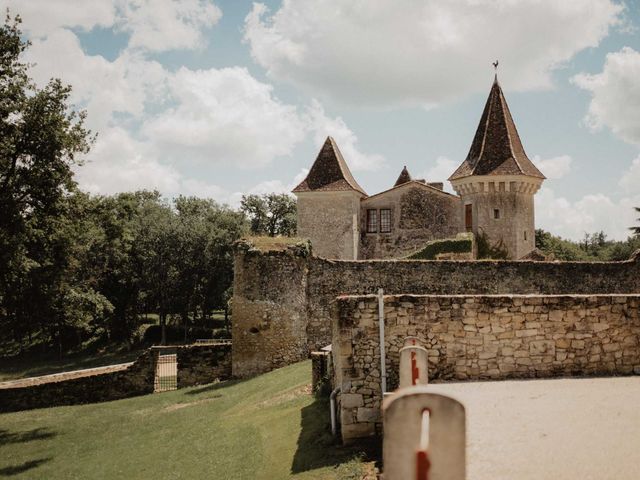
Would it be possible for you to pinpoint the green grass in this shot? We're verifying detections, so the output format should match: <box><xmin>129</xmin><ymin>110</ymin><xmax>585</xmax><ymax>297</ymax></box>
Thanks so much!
<box><xmin>0</xmin><ymin>361</ymin><xmax>379</xmax><ymax>479</ymax></box>
<box><xmin>0</xmin><ymin>348</ymin><xmax>143</xmax><ymax>383</ymax></box>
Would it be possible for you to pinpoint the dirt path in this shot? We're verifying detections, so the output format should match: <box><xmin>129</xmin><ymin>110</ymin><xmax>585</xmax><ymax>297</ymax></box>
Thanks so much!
<box><xmin>427</xmin><ymin>376</ymin><xmax>640</xmax><ymax>479</ymax></box>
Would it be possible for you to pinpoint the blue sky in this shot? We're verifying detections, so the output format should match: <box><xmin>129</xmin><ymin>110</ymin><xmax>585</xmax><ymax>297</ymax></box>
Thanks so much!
<box><xmin>3</xmin><ymin>0</ymin><xmax>640</xmax><ymax>240</ymax></box>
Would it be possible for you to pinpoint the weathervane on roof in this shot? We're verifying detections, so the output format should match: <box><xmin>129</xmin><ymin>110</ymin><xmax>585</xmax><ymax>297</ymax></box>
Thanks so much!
<box><xmin>493</xmin><ymin>60</ymin><xmax>499</xmax><ymax>82</ymax></box>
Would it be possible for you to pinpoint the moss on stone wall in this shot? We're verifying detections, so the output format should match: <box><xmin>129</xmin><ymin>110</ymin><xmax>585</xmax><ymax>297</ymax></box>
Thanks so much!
<box><xmin>405</xmin><ymin>233</ymin><xmax>474</xmax><ymax>260</ymax></box>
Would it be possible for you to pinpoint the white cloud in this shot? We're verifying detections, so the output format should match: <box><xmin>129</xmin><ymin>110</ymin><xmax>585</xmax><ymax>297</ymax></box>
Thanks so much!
<box><xmin>0</xmin><ymin>0</ymin><xmax>116</xmax><ymax>35</ymax></box>
<box><xmin>142</xmin><ymin>66</ymin><xmax>306</xmax><ymax>167</ymax></box>
<box><xmin>305</xmin><ymin>99</ymin><xmax>385</xmax><ymax>171</ymax></box>
<box><xmin>117</xmin><ymin>0</ymin><xmax>222</xmax><ymax>52</ymax></box>
<box><xmin>76</xmin><ymin>127</ymin><xmax>182</xmax><ymax>195</ymax></box>
<box><xmin>573</xmin><ymin>47</ymin><xmax>640</xmax><ymax>145</ymax></box>
<box><xmin>422</xmin><ymin>156</ymin><xmax>458</xmax><ymax>192</ymax></box>
<box><xmin>77</xmin><ymin>127</ymin><xmax>231</xmax><ymax>202</ymax></box>
<box><xmin>536</xmin><ymin>187</ymin><xmax>640</xmax><ymax>241</ymax></box>
<box><xmin>1</xmin><ymin>0</ymin><xmax>221</xmax><ymax>52</ymax></box>
<box><xmin>532</xmin><ymin>155</ymin><xmax>573</xmax><ymax>180</ymax></box>
<box><xmin>619</xmin><ymin>154</ymin><xmax>640</xmax><ymax>194</ymax></box>
<box><xmin>25</xmin><ymin>29</ymin><xmax>168</xmax><ymax>131</ymax></box>
<box><xmin>244</xmin><ymin>0</ymin><xmax>622</xmax><ymax>107</ymax></box>
<box><xmin>228</xmin><ymin>169</ymin><xmax>308</xmax><ymax>207</ymax></box>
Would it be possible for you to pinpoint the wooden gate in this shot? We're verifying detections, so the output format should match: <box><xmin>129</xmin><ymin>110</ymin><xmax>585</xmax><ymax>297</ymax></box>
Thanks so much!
<box><xmin>154</xmin><ymin>348</ymin><xmax>177</xmax><ymax>392</ymax></box>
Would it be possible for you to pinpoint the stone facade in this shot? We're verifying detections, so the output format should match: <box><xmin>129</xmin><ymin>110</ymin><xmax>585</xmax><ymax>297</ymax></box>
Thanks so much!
<box><xmin>232</xmin><ymin>243</ymin><xmax>640</xmax><ymax>378</ymax></box>
<box><xmin>0</xmin><ymin>344</ymin><xmax>231</xmax><ymax>412</ymax></box>
<box><xmin>360</xmin><ymin>182</ymin><xmax>462</xmax><ymax>259</ymax></box>
<box><xmin>333</xmin><ymin>294</ymin><xmax>640</xmax><ymax>442</ymax></box>
<box><xmin>294</xmin><ymin>79</ymin><xmax>547</xmax><ymax>261</ymax></box>
<box><xmin>451</xmin><ymin>175</ymin><xmax>540</xmax><ymax>259</ymax></box>
<box><xmin>296</xmin><ymin>191</ymin><xmax>362</xmax><ymax>260</ymax></box>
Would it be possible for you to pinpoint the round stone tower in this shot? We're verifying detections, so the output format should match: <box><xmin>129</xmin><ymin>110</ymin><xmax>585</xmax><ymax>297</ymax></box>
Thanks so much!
<box><xmin>448</xmin><ymin>77</ymin><xmax>545</xmax><ymax>259</ymax></box>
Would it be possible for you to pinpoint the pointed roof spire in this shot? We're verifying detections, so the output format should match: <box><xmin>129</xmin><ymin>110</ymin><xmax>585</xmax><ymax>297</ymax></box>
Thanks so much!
<box><xmin>293</xmin><ymin>136</ymin><xmax>367</xmax><ymax>195</ymax></box>
<box><xmin>449</xmin><ymin>77</ymin><xmax>545</xmax><ymax>181</ymax></box>
<box><xmin>394</xmin><ymin>166</ymin><xmax>412</xmax><ymax>186</ymax></box>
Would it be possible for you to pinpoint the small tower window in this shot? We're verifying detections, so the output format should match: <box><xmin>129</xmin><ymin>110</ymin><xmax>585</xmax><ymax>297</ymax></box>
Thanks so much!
<box><xmin>493</xmin><ymin>209</ymin><xmax>500</xmax><ymax>219</ymax></box>
<box><xmin>366</xmin><ymin>209</ymin><xmax>378</xmax><ymax>233</ymax></box>
<box><xmin>380</xmin><ymin>209</ymin><xmax>391</xmax><ymax>233</ymax></box>
<box><xmin>524</xmin><ymin>231</ymin><xmax>528</xmax><ymax>241</ymax></box>
<box><xmin>465</xmin><ymin>204</ymin><xmax>473</xmax><ymax>232</ymax></box>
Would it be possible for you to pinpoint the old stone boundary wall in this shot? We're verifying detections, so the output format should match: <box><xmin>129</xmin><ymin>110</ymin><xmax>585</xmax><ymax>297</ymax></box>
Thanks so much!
<box><xmin>232</xmin><ymin>244</ymin><xmax>640</xmax><ymax>377</ymax></box>
<box><xmin>0</xmin><ymin>344</ymin><xmax>231</xmax><ymax>413</ymax></box>
<box><xmin>333</xmin><ymin>293</ymin><xmax>640</xmax><ymax>441</ymax></box>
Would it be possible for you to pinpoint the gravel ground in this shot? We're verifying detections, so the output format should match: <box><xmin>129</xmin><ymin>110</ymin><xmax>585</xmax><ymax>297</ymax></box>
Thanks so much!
<box><xmin>426</xmin><ymin>376</ymin><xmax>640</xmax><ymax>480</ymax></box>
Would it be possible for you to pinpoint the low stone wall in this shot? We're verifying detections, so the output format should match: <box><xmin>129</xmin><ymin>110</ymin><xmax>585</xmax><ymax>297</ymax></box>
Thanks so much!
<box><xmin>0</xmin><ymin>344</ymin><xmax>232</xmax><ymax>413</ymax></box>
<box><xmin>177</xmin><ymin>344</ymin><xmax>231</xmax><ymax>388</ymax></box>
<box><xmin>333</xmin><ymin>294</ymin><xmax>640</xmax><ymax>442</ymax></box>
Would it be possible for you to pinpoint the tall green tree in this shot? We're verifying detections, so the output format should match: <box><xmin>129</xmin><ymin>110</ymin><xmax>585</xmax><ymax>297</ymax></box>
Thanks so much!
<box><xmin>632</xmin><ymin>207</ymin><xmax>640</xmax><ymax>236</ymax></box>
<box><xmin>0</xmin><ymin>14</ymin><xmax>93</xmax><ymax>354</ymax></box>
<box><xmin>240</xmin><ymin>193</ymin><xmax>296</xmax><ymax>237</ymax></box>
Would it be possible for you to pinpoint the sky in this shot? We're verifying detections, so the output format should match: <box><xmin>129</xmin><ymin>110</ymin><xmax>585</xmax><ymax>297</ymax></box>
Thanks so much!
<box><xmin>2</xmin><ymin>0</ymin><xmax>640</xmax><ymax>240</ymax></box>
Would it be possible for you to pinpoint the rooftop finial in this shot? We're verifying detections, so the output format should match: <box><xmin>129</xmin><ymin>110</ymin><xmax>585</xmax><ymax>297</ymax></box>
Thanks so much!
<box><xmin>492</xmin><ymin>60</ymin><xmax>499</xmax><ymax>81</ymax></box>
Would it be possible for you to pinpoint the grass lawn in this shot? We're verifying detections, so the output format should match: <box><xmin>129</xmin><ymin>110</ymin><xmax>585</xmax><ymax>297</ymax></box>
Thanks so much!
<box><xmin>0</xmin><ymin>360</ymin><xmax>379</xmax><ymax>479</ymax></box>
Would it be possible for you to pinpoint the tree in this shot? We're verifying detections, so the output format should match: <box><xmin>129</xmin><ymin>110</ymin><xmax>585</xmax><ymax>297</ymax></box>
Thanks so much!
<box><xmin>631</xmin><ymin>207</ymin><xmax>640</xmax><ymax>236</ymax></box>
<box><xmin>0</xmin><ymin>14</ymin><xmax>93</xmax><ymax>355</ymax></box>
<box><xmin>240</xmin><ymin>193</ymin><xmax>296</xmax><ymax>237</ymax></box>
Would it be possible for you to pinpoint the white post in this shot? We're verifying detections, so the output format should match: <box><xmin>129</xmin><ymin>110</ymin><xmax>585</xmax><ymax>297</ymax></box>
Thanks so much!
<box><xmin>378</xmin><ymin>288</ymin><xmax>387</xmax><ymax>394</ymax></box>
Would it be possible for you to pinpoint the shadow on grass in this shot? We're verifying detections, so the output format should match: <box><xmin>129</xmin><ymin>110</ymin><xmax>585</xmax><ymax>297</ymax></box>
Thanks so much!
<box><xmin>0</xmin><ymin>428</ymin><xmax>57</xmax><ymax>446</ymax></box>
<box><xmin>0</xmin><ymin>457</ymin><xmax>51</xmax><ymax>477</ymax></box>
<box><xmin>291</xmin><ymin>396</ymin><xmax>381</xmax><ymax>475</ymax></box>
<box><xmin>185</xmin><ymin>378</ymin><xmax>245</xmax><ymax>396</ymax></box>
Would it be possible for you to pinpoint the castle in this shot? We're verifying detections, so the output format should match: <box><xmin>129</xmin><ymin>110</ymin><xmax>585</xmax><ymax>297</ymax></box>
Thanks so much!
<box><xmin>293</xmin><ymin>77</ymin><xmax>545</xmax><ymax>260</ymax></box>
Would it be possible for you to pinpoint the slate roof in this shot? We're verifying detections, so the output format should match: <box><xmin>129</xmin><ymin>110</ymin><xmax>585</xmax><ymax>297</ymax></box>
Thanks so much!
<box><xmin>394</xmin><ymin>166</ymin><xmax>412</xmax><ymax>186</ymax></box>
<box><xmin>449</xmin><ymin>77</ymin><xmax>545</xmax><ymax>181</ymax></box>
<box><xmin>292</xmin><ymin>136</ymin><xmax>367</xmax><ymax>195</ymax></box>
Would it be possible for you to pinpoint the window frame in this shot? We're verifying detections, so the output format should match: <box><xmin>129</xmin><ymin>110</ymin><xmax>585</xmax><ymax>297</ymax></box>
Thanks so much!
<box><xmin>366</xmin><ymin>209</ymin><xmax>378</xmax><ymax>233</ymax></box>
<box><xmin>379</xmin><ymin>208</ymin><xmax>392</xmax><ymax>233</ymax></box>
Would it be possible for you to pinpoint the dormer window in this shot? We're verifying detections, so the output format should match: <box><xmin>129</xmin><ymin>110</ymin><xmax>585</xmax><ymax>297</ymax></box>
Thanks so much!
<box><xmin>366</xmin><ymin>209</ymin><xmax>378</xmax><ymax>233</ymax></box>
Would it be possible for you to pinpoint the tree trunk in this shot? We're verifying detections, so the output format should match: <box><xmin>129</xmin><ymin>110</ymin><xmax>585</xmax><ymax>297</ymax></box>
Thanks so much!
<box><xmin>160</xmin><ymin>311</ymin><xmax>166</xmax><ymax>345</ymax></box>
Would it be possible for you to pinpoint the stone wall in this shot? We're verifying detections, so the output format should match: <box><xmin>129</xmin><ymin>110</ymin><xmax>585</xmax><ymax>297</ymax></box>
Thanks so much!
<box><xmin>177</xmin><ymin>344</ymin><xmax>231</xmax><ymax>388</ymax></box>
<box><xmin>360</xmin><ymin>183</ymin><xmax>462</xmax><ymax>259</ymax></box>
<box><xmin>232</xmin><ymin>243</ymin><xmax>640</xmax><ymax>377</ymax></box>
<box><xmin>0</xmin><ymin>344</ymin><xmax>231</xmax><ymax>412</ymax></box>
<box><xmin>333</xmin><ymin>293</ymin><xmax>640</xmax><ymax>442</ymax></box>
<box><xmin>232</xmin><ymin>243</ymin><xmax>310</xmax><ymax>378</ymax></box>
<box><xmin>296</xmin><ymin>191</ymin><xmax>362</xmax><ymax>260</ymax></box>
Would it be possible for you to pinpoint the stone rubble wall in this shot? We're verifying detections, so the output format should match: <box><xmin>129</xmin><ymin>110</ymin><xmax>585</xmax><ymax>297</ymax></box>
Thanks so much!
<box><xmin>333</xmin><ymin>294</ymin><xmax>640</xmax><ymax>442</ymax></box>
<box><xmin>0</xmin><ymin>344</ymin><xmax>231</xmax><ymax>413</ymax></box>
<box><xmin>232</xmin><ymin>246</ymin><xmax>309</xmax><ymax>378</ymax></box>
<box><xmin>232</xmin><ymin>245</ymin><xmax>640</xmax><ymax>378</ymax></box>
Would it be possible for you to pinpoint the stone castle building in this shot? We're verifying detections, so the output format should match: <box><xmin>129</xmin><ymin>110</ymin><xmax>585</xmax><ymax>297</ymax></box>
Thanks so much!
<box><xmin>293</xmin><ymin>78</ymin><xmax>545</xmax><ymax>260</ymax></box>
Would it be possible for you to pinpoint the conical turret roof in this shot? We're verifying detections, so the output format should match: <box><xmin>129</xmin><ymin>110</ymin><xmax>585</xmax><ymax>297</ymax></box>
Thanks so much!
<box><xmin>449</xmin><ymin>78</ymin><xmax>545</xmax><ymax>181</ymax></box>
<box><xmin>394</xmin><ymin>166</ymin><xmax>412</xmax><ymax>186</ymax></box>
<box><xmin>293</xmin><ymin>136</ymin><xmax>367</xmax><ymax>195</ymax></box>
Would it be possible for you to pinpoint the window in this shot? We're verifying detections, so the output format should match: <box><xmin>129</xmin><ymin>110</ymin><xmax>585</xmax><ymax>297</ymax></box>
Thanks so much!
<box><xmin>493</xmin><ymin>209</ymin><xmax>500</xmax><ymax>219</ymax></box>
<box><xmin>380</xmin><ymin>209</ymin><xmax>391</xmax><ymax>233</ymax></box>
<box><xmin>524</xmin><ymin>231</ymin><xmax>527</xmax><ymax>241</ymax></box>
<box><xmin>366</xmin><ymin>209</ymin><xmax>378</xmax><ymax>233</ymax></box>
<box><xmin>465</xmin><ymin>204</ymin><xmax>472</xmax><ymax>231</ymax></box>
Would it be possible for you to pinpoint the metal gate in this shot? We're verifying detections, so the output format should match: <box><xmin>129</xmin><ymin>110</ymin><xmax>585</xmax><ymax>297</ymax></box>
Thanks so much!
<box><xmin>154</xmin><ymin>348</ymin><xmax>177</xmax><ymax>392</ymax></box>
